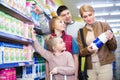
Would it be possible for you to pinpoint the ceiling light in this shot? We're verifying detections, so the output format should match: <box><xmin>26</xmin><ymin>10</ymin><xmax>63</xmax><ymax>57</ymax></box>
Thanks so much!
<box><xmin>96</xmin><ymin>19</ymin><xmax>105</xmax><ymax>22</ymax></box>
<box><xmin>92</xmin><ymin>3</ymin><xmax>114</xmax><ymax>8</ymax></box>
<box><xmin>110</xmin><ymin>24</ymin><xmax>120</xmax><ymax>27</ymax></box>
<box><xmin>77</xmin><ymin>3</ymin><xmax>114</xmax><ymax>9</ymax></box>
<box><xmin>106</xmin><ymin>19</ymin><xmax>120</xmax><ymax>22</ymax></box>
<box><xmin>78</xmin><ymin>14</ymin><xmax>81</xmax><ymax>17</ymax></box>
<box><xmin>110</xmin><ymin>12</ymin><xmax>120</xmax><ymax>15</ymax></box>
<box><xmin>115</xmin><ymin>3</ymin><xmax>120</xmax><ymax>6</ymax></box>
<box><xmin>95</xmin><ymin>13</ymin><xmax>109</xmax><ymax>16</ymax></box>
<box><xmin>77</xmin><ymin>6</ymin><xmax>81</xmax><ymax>9</ymax></box>
<box><xmin>112</xmin><ymin>29</ymin><xmax>120</xmax><ymax>31</ymax></box>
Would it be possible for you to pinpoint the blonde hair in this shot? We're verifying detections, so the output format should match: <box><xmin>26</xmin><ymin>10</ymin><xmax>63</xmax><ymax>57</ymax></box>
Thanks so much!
<box><xmin>79</xmin><ymin>4</ymin><xmax>94</xmax><ymax>17</ymax></box>
<box><xmin>49</xmin><ymin>16</ymin><xmax>62</xmax><ymax>33</ymax></box>
<box><xmin>45</xmin><ymin>35</ymin><xmax>59</xmax><ymax>52</ymax></box>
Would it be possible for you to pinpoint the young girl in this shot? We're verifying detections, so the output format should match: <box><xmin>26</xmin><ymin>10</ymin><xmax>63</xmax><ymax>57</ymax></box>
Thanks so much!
<box><xmin>46</xmin><ymin>16</ymin><xmax>79</xmax><ymax>80</ymax></box>
<box><xmin>32</xmin><ymin>30</ymin><xmax>75</xmax><ymax>80</ymax></box>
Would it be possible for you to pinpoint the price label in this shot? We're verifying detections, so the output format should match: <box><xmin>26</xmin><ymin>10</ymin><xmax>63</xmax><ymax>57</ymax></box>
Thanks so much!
<box><xmin>29</xmin><ymin>61</ymin><xmax>33</xmax><ymax>65</ymax></box>
<box><xmin>19</xmin><ymin>62</ymin><xmax>25</xmax><ymax>66</ymax></box>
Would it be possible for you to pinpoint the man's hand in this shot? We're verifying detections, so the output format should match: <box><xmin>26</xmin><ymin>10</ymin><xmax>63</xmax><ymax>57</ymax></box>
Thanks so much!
<box><xmin>33</xmin><ymin>5</ymin><xmax>43</xmax><ymax>14</ymax></box>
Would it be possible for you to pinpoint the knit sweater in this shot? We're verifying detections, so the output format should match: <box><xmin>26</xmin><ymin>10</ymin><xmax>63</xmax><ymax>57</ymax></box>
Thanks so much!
<box><xmin>33</xmin><ymin>41</ymin><xmax>75</xmax><ymax>80</ymax></box>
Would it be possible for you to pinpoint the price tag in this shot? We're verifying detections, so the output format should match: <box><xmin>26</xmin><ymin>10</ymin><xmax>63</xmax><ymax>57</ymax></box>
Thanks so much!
<box><xmin>29</xmin><ymin>61</ymin><xmax>34</xmax><ymax>65</ymax></box>
<box><xmin>19</xmin><ymin>62</ymin><xmax>25</xmax><ymax>66</ymax></box>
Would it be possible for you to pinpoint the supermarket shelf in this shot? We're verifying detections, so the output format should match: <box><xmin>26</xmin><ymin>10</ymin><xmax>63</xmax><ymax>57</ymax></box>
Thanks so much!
<box><xmin>39</xmin><ymin>72</ymin><xmax>46</xmax><ymax>79</ymax></box>
<box><xmin>33</xmin><ymin>0</ymin><xmax>51</xmax><ymax>20</ymax></box>
<box><xmin>0</xmin><ymin>1</ymin><xmax>33</xmax><ymax>23</ymax></box>
<box><xmin>34</xmin><ymin>26</ymin><xmax>50</xmax><ymax>35</ymax></box>
<box><xmin>0</xmin><ymin>61</ymin><xmax>34</xmax><ymax>69</ymax></box>
<box><xmin>17</xmin><ymin>72</ymin><xmax>45</xmax><ymax>80</ymax></box>
<box><xmin>34</xmin><ymin>72</ymin><xmax>46</xmax><ymax>80</ymax></box>
<box><xmin>0</xmin><ymin>31</ymin><xmax>33</xmax><ymax>45</ymax></box>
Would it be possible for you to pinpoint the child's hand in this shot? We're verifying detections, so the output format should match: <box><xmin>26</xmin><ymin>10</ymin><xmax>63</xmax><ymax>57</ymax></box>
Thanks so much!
<box><xmin>50</xmin><ymin>67</ymin><xmax>58</xmax><ymax>74</ymax></box>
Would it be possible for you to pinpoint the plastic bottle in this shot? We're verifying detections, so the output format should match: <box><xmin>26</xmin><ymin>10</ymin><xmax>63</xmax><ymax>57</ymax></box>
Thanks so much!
<box><xmin>91</xmin><ymin>30</ymin><xmax>112</xmax><ymax>50</ymax></box>
<box><xmin>0</xmin><ymin>68</ymin><xmax>10</xmax><ymax>80</ymax></box>
<box><xmin>0</xmin><ymin>69</ymin><xmax>7</xmax><ymax>80</ymax></box>
<box><xmin>11</xmin><ymin>68</ymin><xmax>16</xmax><ymax>80</ymax></box>
<box><xmin>26</xmin><ymin>2</ymin><xmax>32</xmax><ymax>18</ymax></box>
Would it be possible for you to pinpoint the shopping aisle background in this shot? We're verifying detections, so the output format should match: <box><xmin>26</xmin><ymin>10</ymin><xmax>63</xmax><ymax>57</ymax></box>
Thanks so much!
<box><xmin>115</xmin><ymin>34</ymin><xmax>120</xmax><ymax>80</ymax></box>
<box><xmin>60</xmin><ymin>0</ymin><xmax>120</xmax><ymax>28</ymax></box>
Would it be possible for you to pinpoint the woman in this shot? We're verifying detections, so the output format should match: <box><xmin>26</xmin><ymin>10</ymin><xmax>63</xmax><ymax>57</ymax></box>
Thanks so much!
<box><xmin>77</xmin><ymin>4</ymin><xmax>117</xmax><ymax>80</ymax></box>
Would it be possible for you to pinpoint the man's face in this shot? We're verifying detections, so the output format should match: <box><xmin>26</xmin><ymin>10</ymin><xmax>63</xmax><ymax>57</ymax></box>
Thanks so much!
<box><xmin>59</xmin><ymin>10</ymin><xmax>72</xmax><ymax>24</ymax></box>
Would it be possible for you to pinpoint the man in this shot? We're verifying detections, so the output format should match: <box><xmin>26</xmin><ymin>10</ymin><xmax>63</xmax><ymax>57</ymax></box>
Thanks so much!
<box><xmin>56</xmin><ymin>5</ymin><xmax>84</xmax><ymax>40</ymax></box>
<box><xmin>56</xmin><ymin>5</ymin><xmax>84</xmax><ymax>80</ymax></box>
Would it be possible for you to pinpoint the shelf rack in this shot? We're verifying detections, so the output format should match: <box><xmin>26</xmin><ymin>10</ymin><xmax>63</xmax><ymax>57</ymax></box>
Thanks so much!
<box><xmin>0</xmin><ymin>61</ymin><xmax>34</xmax><ymax>69</ymax></box>
<box><xmin>0</xmin><ymin>1</ymin><xmax>33</xmax><ymax>23</ymax></box>
<box><xmin>0</xmin><ymin>31</ymin><xmax>33</xmax><ymax>45</ymax></box>
<box><xmin>0</xmin><ymin>1</ymin><xmax>46</xmax><ymax>79</ymax></box>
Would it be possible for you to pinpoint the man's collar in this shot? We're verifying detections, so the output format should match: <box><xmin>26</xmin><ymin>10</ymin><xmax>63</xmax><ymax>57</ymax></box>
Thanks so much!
<box><xmin>66</xmin><ymin>20</ymin><xmax>75</xmax><ymax>25</ymax></box>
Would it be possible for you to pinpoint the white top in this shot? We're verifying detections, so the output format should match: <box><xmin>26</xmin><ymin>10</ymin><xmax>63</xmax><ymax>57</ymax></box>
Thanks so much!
<box><xmin>65</xmin><ymin>21</ymin><xmax>84</xmax><ymax>40</ymax></box>
<box><xmin>86</xmin><ymin>30</ymin><xmax>99</xmax><ymax>63</ymax></box>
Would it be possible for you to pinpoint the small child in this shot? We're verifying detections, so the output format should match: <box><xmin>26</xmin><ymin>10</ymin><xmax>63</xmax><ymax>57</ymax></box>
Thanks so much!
<box><xmin>32</xmin><ymin>30</ymin><xmax>75</xmax><ymax>80</ymax></box>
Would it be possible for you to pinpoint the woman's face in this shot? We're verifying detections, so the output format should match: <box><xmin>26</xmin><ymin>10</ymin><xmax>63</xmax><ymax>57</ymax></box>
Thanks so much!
<box><xmin>54</xmin><ymin>18</ymin><xmax>66</xmax><ymax>32</ymax></box>
<box><xmin>82</xmin><ymin>11</ymin><xmax>95</xmax><ymax>24</ymax></box>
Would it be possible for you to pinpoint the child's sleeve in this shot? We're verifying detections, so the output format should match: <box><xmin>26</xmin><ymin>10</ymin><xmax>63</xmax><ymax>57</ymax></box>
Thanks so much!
<box><xmin>33</xmin><ymin>41</ymin><xmax>52</xmax><ymax>61</ymax></box>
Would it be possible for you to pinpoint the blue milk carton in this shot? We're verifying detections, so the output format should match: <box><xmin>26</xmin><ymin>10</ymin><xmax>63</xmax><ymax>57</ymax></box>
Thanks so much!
<box><xmin>91</xmin><ymin>30</ymin><xmax>112</xmax><ymax>50</ymax></box>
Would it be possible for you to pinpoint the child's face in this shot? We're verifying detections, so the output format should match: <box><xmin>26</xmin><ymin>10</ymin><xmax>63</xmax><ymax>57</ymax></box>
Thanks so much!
<box><xmin>53</xmin><ymin>37</ymin><xmax>66</xmax><ymax>52</ymax></box>
<box><xmin>54</xmin><ymin>18</ymin><xmax>66</xmax><ymax>32</ymax></box>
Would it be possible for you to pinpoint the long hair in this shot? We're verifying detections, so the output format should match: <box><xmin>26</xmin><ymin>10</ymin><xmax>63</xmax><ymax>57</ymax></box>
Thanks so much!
<box><xmin>49</xmin><ymin>16</ymin><xmax>62</xmax><ymax>33</ymax></box>
<box><xmin>79</xmin><ymin>4</ymin><xmax>94</xmax><ymax>18</ymax></box>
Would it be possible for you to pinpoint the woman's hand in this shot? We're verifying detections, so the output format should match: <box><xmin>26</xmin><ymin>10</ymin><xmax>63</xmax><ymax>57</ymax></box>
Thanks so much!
<box><xmin>105</xmin><ymin>30</ymin><xmax>113</xmax><ymax>40</ymax></box>
<box><xmin>87</xmin><ymin>44</ymin><xmax>97</xmax><ymax>53</ymax></box>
